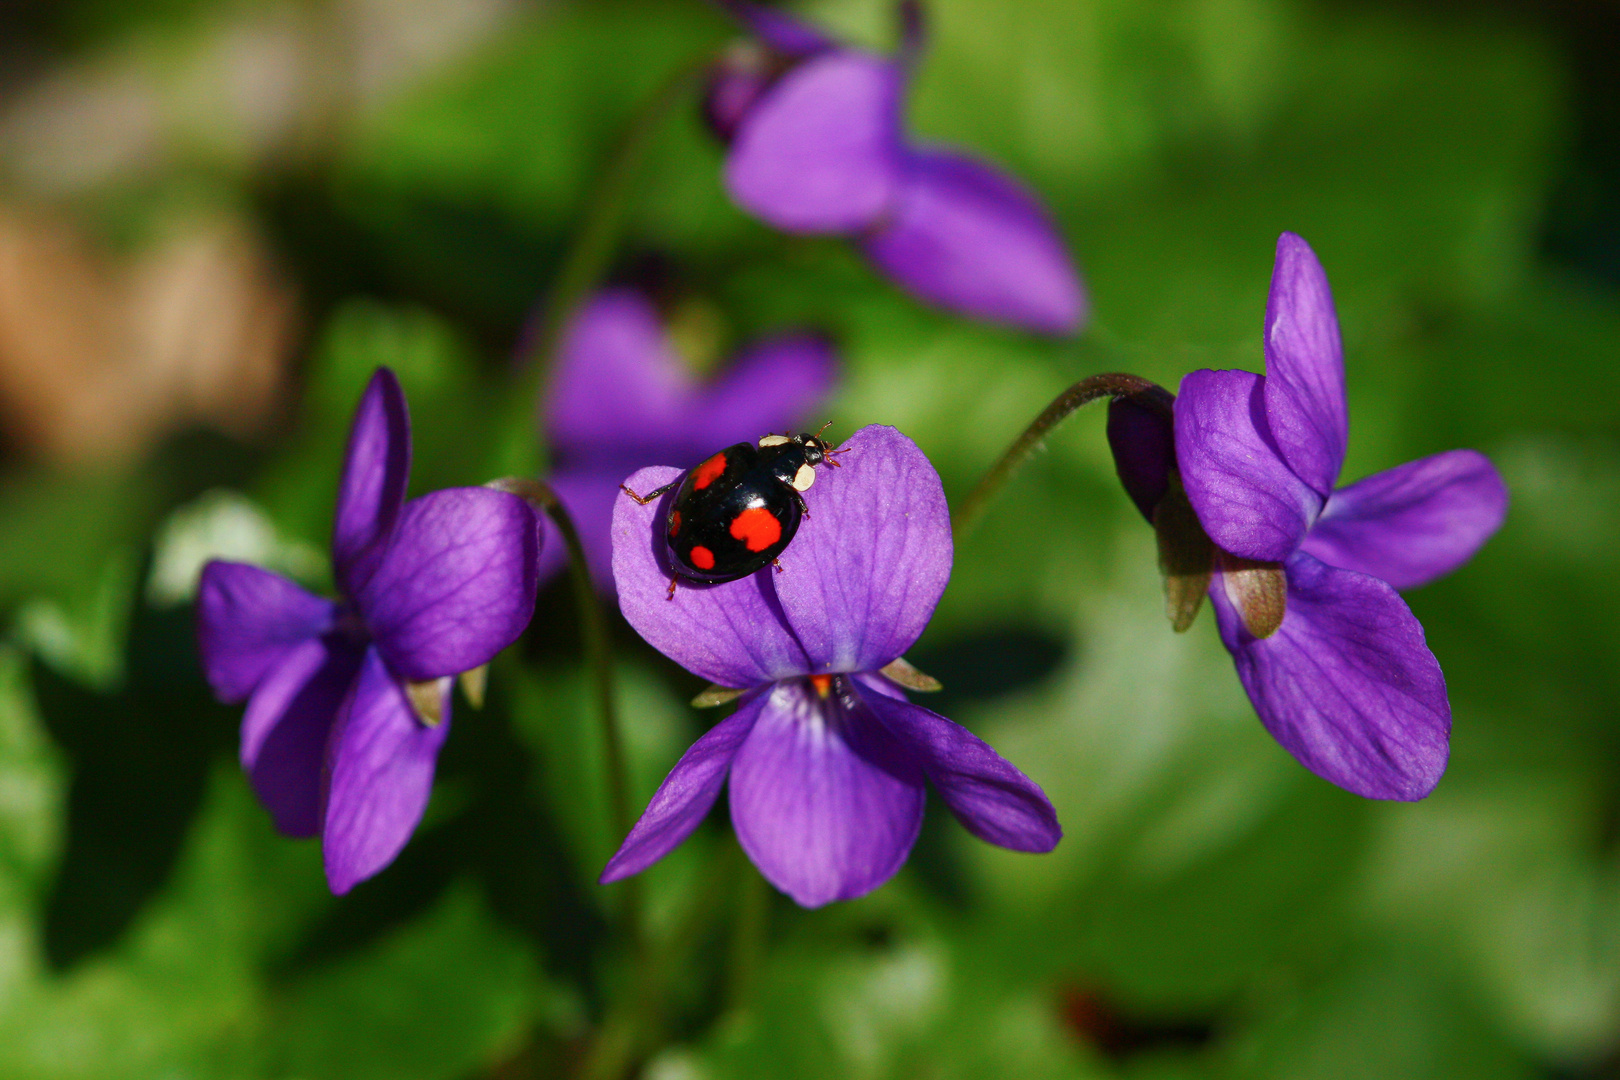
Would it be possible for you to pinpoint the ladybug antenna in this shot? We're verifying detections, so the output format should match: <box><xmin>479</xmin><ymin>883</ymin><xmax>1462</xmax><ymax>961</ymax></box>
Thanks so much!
<box><xmin>815</xmin><ymin>420</ymin><xmax>834</xmax><ymax>440</ymax></box>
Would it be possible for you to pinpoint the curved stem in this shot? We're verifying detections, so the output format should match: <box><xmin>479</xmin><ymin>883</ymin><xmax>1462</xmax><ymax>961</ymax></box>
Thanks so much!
<box><xmin>953</xmin><ymin>373</ymin><xmax>1172</xmax><ymax>541</ymax></box>
<box><xmin>579</xmin><ymin>839</ymin><xmax>737</xmax><ymax>1080</ymax></box>
<box><xmin>485</xmin><ymin>479</ymin><xmax>636</xmax><ymax>929</ymax></box>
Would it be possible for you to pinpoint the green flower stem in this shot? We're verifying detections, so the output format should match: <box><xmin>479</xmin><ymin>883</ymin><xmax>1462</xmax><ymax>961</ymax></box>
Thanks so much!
<box><xmin>953</xmin><ymin>373</ymin><xmax>1173</xmax><ymax>541</ymax></box>
<box><xmin>485</xmin><ymin>479</ymin><xmax>635</xmax><ymax>931</ymax></box>
<box><xmin>495</xmin><ymin>55</ymin><xmax>709</xmax><ymax>476</ymax></box>
<box><xmin>580</xmin><ymin>841</ymin><xmax>738</xmax><ymax>1080</ymax></box>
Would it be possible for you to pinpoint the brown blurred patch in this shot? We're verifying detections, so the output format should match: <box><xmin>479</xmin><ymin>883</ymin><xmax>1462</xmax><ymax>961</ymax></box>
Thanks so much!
<box><xmin>0</xmin><ymin>204</ymin><xmax>295</xmax><ymax>468</ymax></box>
<box><xmin>1058</xmin><ymin>982</ymin><xmax>1217</xmax><ymax>1061</ymax></box>
<box><xmin>0</xmin><ymin>0</ymin><xmax>522</xmax><ymax>192</ymax></box>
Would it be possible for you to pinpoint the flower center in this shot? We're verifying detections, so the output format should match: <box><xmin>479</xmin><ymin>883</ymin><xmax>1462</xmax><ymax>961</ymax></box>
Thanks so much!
<box><xmin>332</xmin><ymin>605</ymin><xmax>368</xmax><ymax>644</ymax></box>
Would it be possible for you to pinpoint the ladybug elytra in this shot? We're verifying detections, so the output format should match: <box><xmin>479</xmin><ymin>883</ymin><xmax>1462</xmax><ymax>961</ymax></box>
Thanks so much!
<box><xmin>621</xmin><ymin>427</ymin><xmax>846</xmax><ymax>598</ymax></box>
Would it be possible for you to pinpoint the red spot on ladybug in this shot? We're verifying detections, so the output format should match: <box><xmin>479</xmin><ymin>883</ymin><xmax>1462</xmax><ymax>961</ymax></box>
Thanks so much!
<box><xmin>809</xmin><ymin>674</ymin><xmax>833</xmax><ymax>698</ymax></box>
<box><xmin>668</xmin><ymin>510</ymin><xmax>682</xmax><ymax>537</ymax></box>
<box><xmin>729</xmin><ymin>506</ymin><xmax>782</xmax><ymax>553</ymax></box>
<box><xmin>689</xmin><ymin>545</ymin><xmax>716</xmax><ymax>570</ymax></box>
<box><xmin>692</xmin><ymin>453</ymin><xmax>727</xmax><ymax>491</ymax></box>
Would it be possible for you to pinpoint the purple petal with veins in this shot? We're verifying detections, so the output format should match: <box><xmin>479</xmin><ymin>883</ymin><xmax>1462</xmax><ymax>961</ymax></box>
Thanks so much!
<box><xmin>725</xmin><ymin>51</ymin><xmax>904</xmax><ymax>233</ymax></box>
<box><xmin>1300</xmin><ymin>449</ymin><xmax>1508</xmax><ymax>591</ymax></box>
<box><xmin>728</xmin><ymin>679</ymin><xmax>925</xmax><ymax>907</ymax></box>
<box><xmin>322</xmin><ymin>648</ymin><xmax>452</xmax><ymax>894</ymax></box>
<box><xmin>601</xmin><ymin>693</ymin><xmax>764</xmax><ymax>883</ymax></box>
<box><xmin>860</xmin><ymin>149</ymin><xmax>1086</xmax><ymax>335</ymax></box>
<box><xmin>1210</xmin><ymin>551</ymin><xmax>1449</xmax><ymax>800</ymax></box>
<box><xmin>864</xmin><ymin>692</ymin><xmax>1059</xmax><ymax>852</ymax></box>
<box><xmin>196</xmin><ymin>561</ymin><xmax>337</xmax><ymax>703</ymax></box>
<box><xmin>333</xmin><ymin>368</ymin><xmax>411</xmax><ymax>597</ymax></box>
<box><xmin>1175</xmin><ymin>368</ymin><xmax>1322</xmax><ymax>561</ymax></box>
<box><xmin>772</xmin><ymin>425</ymin><xmax>952</xmax><ymax>674</ymax></box>
<box><xmin>1262</xmin><ymin>233</ymin><xmax>1348</xmax><ymax>497</ymax></box>
<box><xmin>358</xmin><ymin>487</ymin><xmax>540</xmax><ymax>681</ymax></box>
<box><xmin>240</xmin><ymin>636</ymin><xmax>364</xmax><ymax>837</ymax></box>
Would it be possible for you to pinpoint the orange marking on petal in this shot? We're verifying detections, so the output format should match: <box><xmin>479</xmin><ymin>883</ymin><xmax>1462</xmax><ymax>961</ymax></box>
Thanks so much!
<box><xmin>729</xmin><ymin>506</ymin><xmax>782</xmax><ymax>552</ymax></box>
<box><xmin>668</xmin><ymin>510</ymin><xmax>681</xmax><ymax>537</ymax></box>
<box><xmin>692</xmin><ymin>453</ymin><xmax>727</xmax><ymax>490</ymax></box>
<box><xmin>809</xmin><ymin>674</ymin><xmax>833</xmax><ymax>698</ymax></box>
<box><xmin>689</xmin><ymin>545</ymin><xmax>715</xmax><ymax>570</ymax></box>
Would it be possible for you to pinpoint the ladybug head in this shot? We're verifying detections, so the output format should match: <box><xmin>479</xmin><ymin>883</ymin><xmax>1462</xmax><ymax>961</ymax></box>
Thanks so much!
<box><xmin>793</xmin><ymin>420</ymin><xmax>842</xmax><ymax>466</ymax></box>
<box><xmin>794</xmin><ymin>432</ymin><xmax>828</xmax><ymax>466</ymax></box>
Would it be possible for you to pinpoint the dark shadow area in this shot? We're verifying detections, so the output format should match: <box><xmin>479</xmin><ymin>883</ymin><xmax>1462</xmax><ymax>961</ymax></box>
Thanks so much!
<box><xmin>1057</xmin><ymin>982</ymin><xmax>1220</xmax><ymax>1063</ymax></box>
<box><xmin>1537</xmin><ymin>3</ymin><xmax>1620</xmax><ymax>288</ymax></box>
<box><xmin>255</xmin><ymin>175</ymin><xmax>570</xmax><ymax>361</ymax></box>
<box><xmin>1326</xmin><ymin>1</ymin><xmax>1620</xmax><ymax>289</ymax></box>
<box><xmin>33</xmin><ymin>601</ymin><xmax>237</xmax><ymax>970</ymax></box>
<box><xmin>270</xmin><ymin>669</ymin><xmax>607</xmax><ymax>1003</ymax></box>
<box><xmin>903</xmin><ymin>625</ymin><xmax>1069</xmax><ymax>909</ymax></box>
<box><xmin>906</xmin><ymin>625</ymin><xmax>1069</xmax><ymax>719</ymax></box>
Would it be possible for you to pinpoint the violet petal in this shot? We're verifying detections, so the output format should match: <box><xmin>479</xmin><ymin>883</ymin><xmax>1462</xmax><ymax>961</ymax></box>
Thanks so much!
<box><xmin>864</xmin><ymin>692</ymin><xmax>1060</xmax><ymax>852</ymax></box>
<box><xmin>547</xmin><ymin>289</ymin><xmax>692</xmax><ymax>460</ymax></box>
<box><xmin>860</xmin><ymin>148</ymin><xmax>1086</xmax><ymax>335</ymax></box>
<box><xmin>1106</xmin><ymin>396</ymin><xmax>1175</xmax><ymax>523</ymax></box>
<box><xmin>719</xmin><ymin>0</ymin><xmax>835</xmax><ymax>56</ymax></box>
<box><xmin>1175</xmin><ymin>368</ymin><xmax>1321</xmax><ymax>561</ymax></box>
<box><xmin>1262</xmin><ymin>233</ymin><xmax>1348</xmax><ymax>497</ymax></box>
<box><xmin>540</xmin><ymin>466</ymin><xmax>630</xmax><ymax>593</ymax></box>
<box><xmin>690</xmin><ymin>333</ymin><xmax>837</xmax><ymax>454</ymax></box>
<box><xmin>600</xmin><ymin>692</ymin><xmax>764</xmax><ymax>883</ymax></box>
<box><xmin>613</xmin><ymin>466</ymin><xmax>812</xmax><ymax>686</ymax></box>
<box><xmin>334</xmin><ymin>368</ymin><xmax>412</xmax><ymax>598</ymax></box>
<box><xmin>322</xmin><ymin>647</ymin><xmax>451</xmax><ymax>894</ymax></box>
<box><xmin>359</xmin><ymin>487</ymin><xmax>540</xmax><ymax>681</ymax></box>
<box><xmin>725</xmin><ymin>51</ymin><xmax>904</xmax><ymax>233</ymax></box>
<box><xmin>772</xmin><ymin>425</ymin><xmax>952</xmax><ymax>675</ymax></box>
<box><xmin>240</xmin><ymin>636</ymin><xmax>364</xmax><ymax>837</ymax></box>
<box><xmin>728</xmin><ymin>680</ymin><xmax>925</xmax><ymax>907</ymax></box>
<box><xmin>1299</xmin><ymin>449</ymin><xmax>1509</xmax><ymax>591</ymax></box>
<box><xmin>196</xmin><ymin>560</ymin><xmax>337</xmax><ymax>702</ymax></box>
<box><xmin>1211</xmin><ymin>551</ymin><xmax>1450</xmax><ymax>801</ymax></box>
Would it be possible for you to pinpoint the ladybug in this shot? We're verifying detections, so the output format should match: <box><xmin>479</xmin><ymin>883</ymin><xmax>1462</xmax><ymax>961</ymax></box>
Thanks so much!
<box><xmin>621</xmin><ymin>426</ymin><xmax>846</xmax><ymax>598</ymax></box>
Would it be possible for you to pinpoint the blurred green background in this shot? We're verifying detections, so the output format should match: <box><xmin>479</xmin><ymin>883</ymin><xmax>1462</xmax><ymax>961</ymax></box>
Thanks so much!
<box><xmin>0</xmin><ymin>0</ymin><xmax>1616</xmax><ymax>1076</ymax></box>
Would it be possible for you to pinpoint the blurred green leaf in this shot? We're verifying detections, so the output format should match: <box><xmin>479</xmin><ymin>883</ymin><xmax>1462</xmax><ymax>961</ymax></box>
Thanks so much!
<box><xmin>275</xmin><ymin>886</ymin><xmax>549</xmax><ymax>1080</ymax></box>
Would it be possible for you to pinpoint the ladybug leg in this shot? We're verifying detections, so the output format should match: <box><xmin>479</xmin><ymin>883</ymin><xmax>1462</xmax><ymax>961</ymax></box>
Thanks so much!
<box><xmin>621</xmin><ymin>481</ymin><xmax>676</xmax><ymax>505</ymax></box>
<box><xmin>792</xmin><ymin>489</ymin><xmax>810</xmax><ymax>518</ymax></box>
<box><xmin>665</xmin><ymin>575</ymin><xmax>679</xmax><ymax>600</ymax></box>
<box><xmin>772</xmin><ymin>559</ymin><xmax>784</xmax><ymax>573</ymax></box>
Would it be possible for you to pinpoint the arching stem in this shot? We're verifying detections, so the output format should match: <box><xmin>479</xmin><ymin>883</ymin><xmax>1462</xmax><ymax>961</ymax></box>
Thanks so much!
<box><xmin>485</xmin><ymin>478</ymin><xmax>636</xmax><ymax>932</ymax></box>
<box><xmin>953</xmin><ymin>373</ymin><xmax>1173</xmax><ymax>540</ymax></box>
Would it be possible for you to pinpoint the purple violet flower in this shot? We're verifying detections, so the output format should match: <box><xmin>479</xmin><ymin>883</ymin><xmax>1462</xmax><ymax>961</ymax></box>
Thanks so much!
<box><xmin>197</xmin><ymin>368</ymin><xmax>541</xmax><ymax>893</ymax></box>
<box><xmin>603</xmin><ymin>424</ymin><xmax>1060</xmax><ymax>907</ymax></box>
<box><xmin>541</xmin><ymin>288</ymin><xmax>836</xmax><ymax>591</ymax></box>
<box><xmin>708</xmin><ymin>1</ymin><xmax>1087</xmax><ymax>336</ymax></box>
<box><xmin>1117</xmin><ymin>233</ymin><xmax>1507</xmax><ymax>800</ymax></box>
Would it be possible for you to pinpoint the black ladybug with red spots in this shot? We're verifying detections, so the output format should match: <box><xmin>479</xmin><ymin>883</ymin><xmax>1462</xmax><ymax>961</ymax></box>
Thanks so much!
<box><xmin>621</xmin><ymin>427</ymin><xmax>845</xmax><ymax>597</ymax></box>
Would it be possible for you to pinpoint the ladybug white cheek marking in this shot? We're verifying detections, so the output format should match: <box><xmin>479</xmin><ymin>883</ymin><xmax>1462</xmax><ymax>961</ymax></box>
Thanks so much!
<box><xmin>758</xmin><ymin>434</ymin><xmax>791</xmax><ymax>448</ymax></box>
<box><xmin>791</xmin><ymin>463</ymin><xmax>816</xmax><ymax>491</ymax></box>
